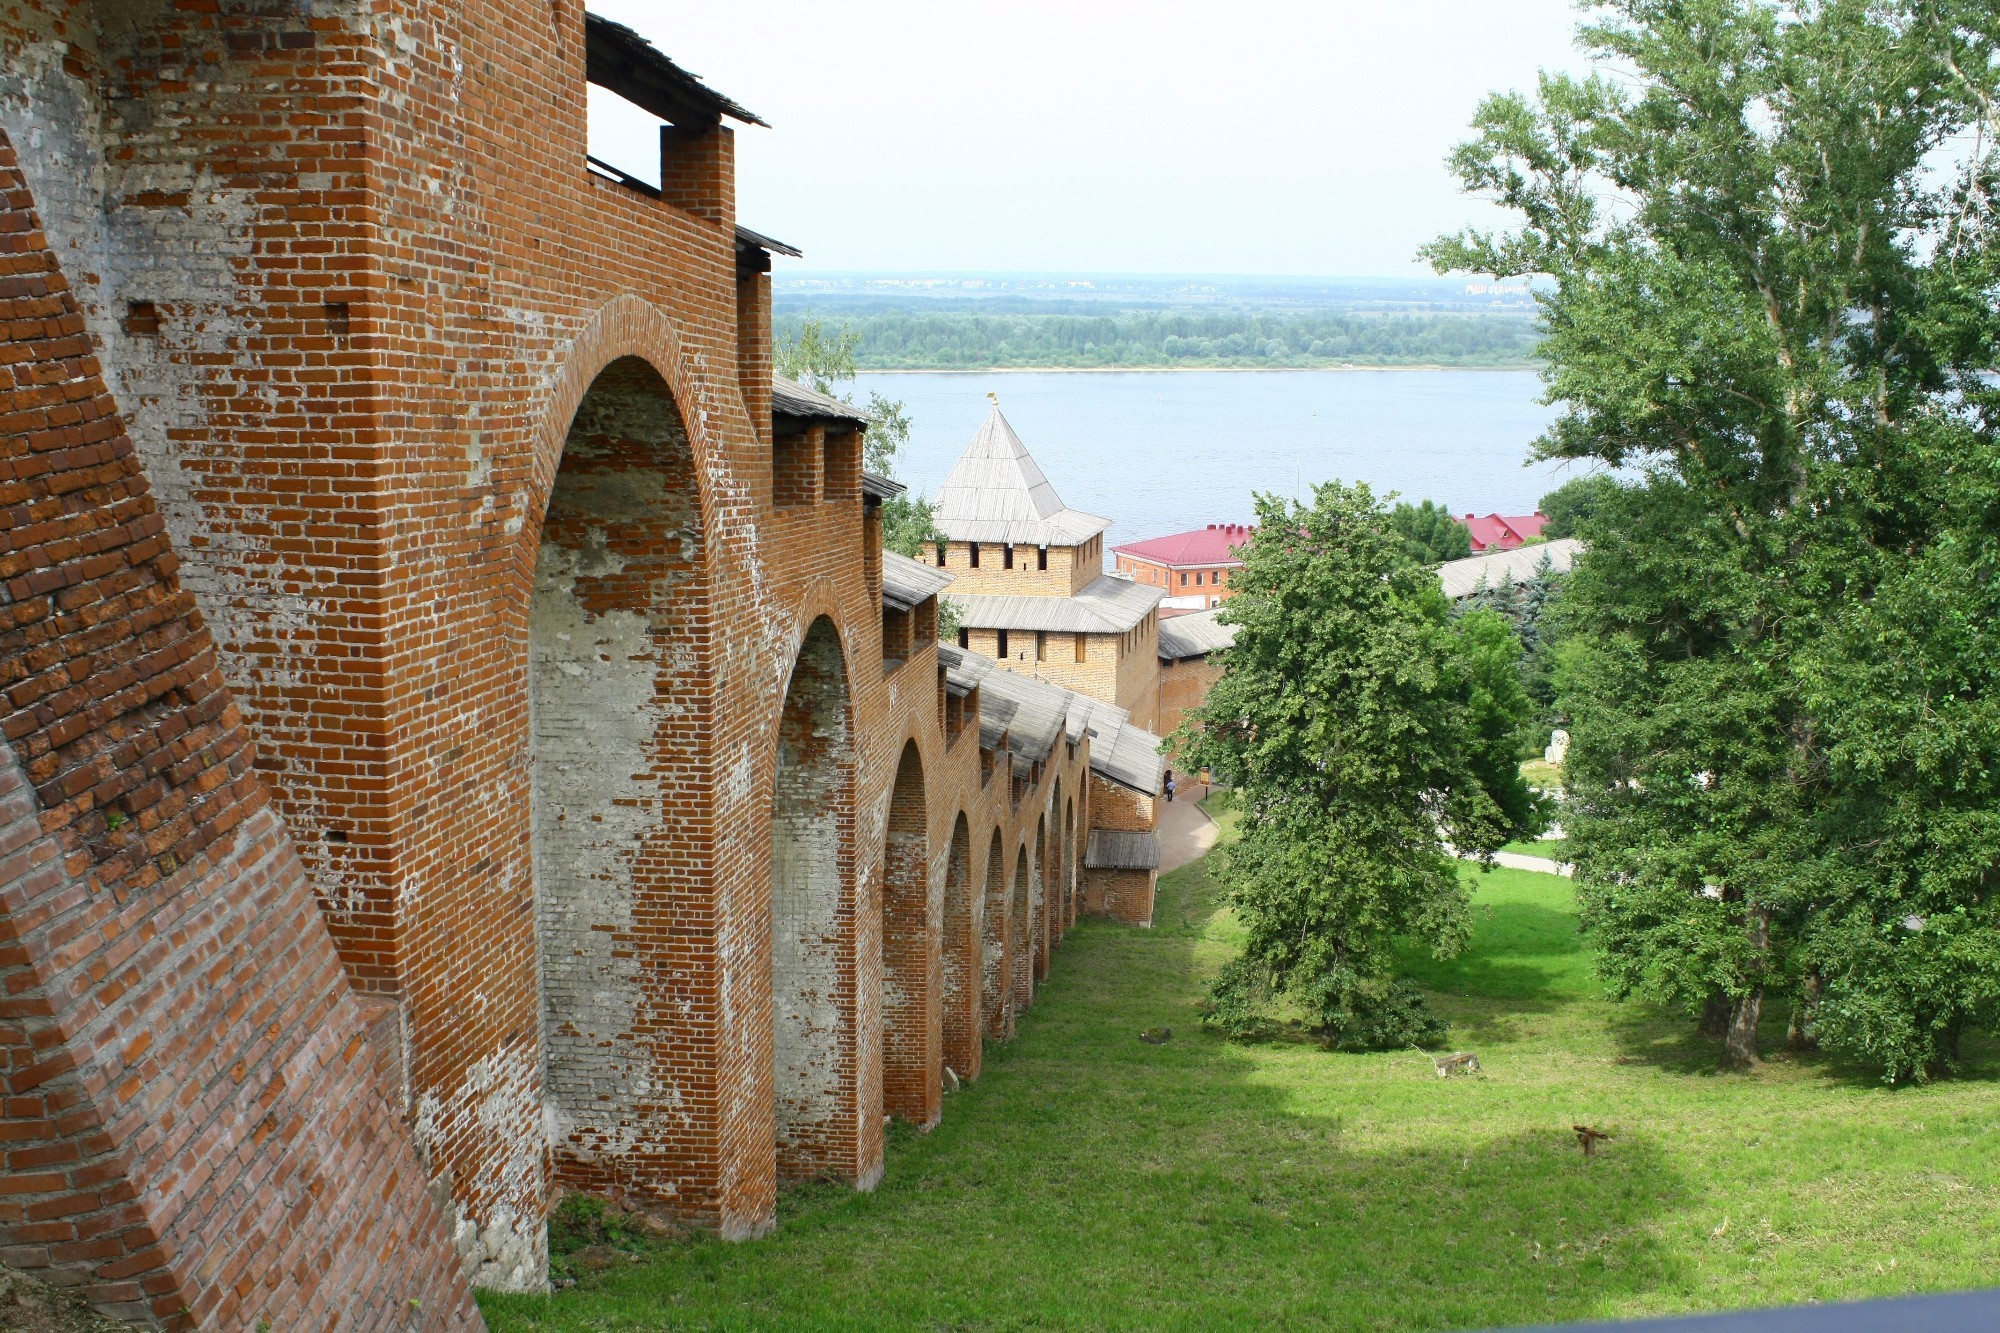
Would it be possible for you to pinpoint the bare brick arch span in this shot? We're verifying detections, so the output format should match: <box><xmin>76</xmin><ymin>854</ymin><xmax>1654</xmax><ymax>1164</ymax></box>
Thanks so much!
<box><xmin>772</xmin><ymin>616</ymin><xmax>862</xmax><ymax>1181</ymax></box>
<box><xmin>1064</xmin><ymin>796</ymin><xmax>1079</xmax><ymax>932</ymax></box>
<box><xmin>940</xmin><ymin>813</ymin><xmax>980</xmax><ymax>1082</ymax></box>
<box><xmin>982</xmin><ymin>829</ymin><xmax>1012</xmax><ymax>1040</ymax></box>
<box><xmin>881</xmin><ymin>741</ymin><xmax>936</xmax><ymax>1126</ymax></box>
<box><xmin>1010</xmin><ymin>844</ymin><xmax>1034</xmax><ymax>1015</ymax></box>
<box><xmin>532</xmin><ymin>353</ymin><xmax>722</xmax><ymax>1217</ymax></box>
<box><xmin>525</xmin><ymin>295</ymin><xmax>726</xmax><ymax>550</ymax></box>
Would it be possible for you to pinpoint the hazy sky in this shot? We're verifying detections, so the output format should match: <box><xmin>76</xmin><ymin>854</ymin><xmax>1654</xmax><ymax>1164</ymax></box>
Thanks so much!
<box><xmin>587</xmin><ymin>2</ymin><xmax>1589</xmax><ymax>276</ymax></box>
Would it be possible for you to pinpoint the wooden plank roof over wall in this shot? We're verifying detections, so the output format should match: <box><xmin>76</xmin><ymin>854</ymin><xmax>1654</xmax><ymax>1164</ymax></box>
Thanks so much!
<box><xmin>584</xmin><ymin>12</ymin><xmax>767</xmax><ymax>127</ymax></box>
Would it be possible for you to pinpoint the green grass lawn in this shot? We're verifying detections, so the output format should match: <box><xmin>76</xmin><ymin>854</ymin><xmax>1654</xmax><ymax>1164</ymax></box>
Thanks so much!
<box><xmin>1499</xmin><ymin>837</ymin><xmax>1567</xmax><ymax>861</ymax></box>
<box><xmin>481</xmin><ymin>847</ymin><xmax>2000</xmax><ymax>1332</ymax></box>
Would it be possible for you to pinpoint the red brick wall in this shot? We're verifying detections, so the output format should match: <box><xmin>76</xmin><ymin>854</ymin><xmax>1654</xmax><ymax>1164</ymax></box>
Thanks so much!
<box><xmin>881</xmin><ymin>742</ymin><xmax>933</xmax><ymax>1124</ymax></box>
<box><xmin>0</xmin><ymin>124</ymin><xmax>476</xmax><ymax>1329</ymax></box>
<box><xmin>1084</xmin><ymin>775</ymin><xmax>1158</xmax><ymax>927</ymax></box>
<box><xmin>1157</xmin><ymin>654</ymin><xmax>1224</xmax><ymax>751</ymax></box>
<box><xmin>0</xmin><ymin>0</ymin><xmax>1142</xmax><ymax>1296</ymax></box>
<box><xmin>1117</xmin><ymin>555</ymin><xmax>1242</xmax><ymax>604</ymax></box>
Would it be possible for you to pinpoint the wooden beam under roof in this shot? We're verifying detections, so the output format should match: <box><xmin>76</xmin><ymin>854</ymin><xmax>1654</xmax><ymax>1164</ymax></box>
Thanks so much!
<box><xmin>584</xmin><ymin>12</ymin><xmax>768</xmax><ymax>129</ymax></box>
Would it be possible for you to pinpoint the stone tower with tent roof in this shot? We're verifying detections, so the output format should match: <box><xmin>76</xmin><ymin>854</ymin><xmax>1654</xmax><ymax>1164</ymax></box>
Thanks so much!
<box><xmin>923</xmin><ymin>399</ymin><xmax>1166</xmax><ymax>732</ymax></box>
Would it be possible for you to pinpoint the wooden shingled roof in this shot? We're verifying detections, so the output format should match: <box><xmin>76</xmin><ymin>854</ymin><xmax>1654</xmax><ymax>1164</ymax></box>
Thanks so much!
<box><xmin>771</xmin><ymin>374</ymin><xmax>870</xmax><ymax>426</ymax></box>
<box><xmin>932</xmin><ymin>404</ymin><xmax>1112</xmax><ymax>548</ymax></box>
<box><xmin>585</xmin><ymin>12</ymin><xmax>768</xmax><ymax>128</ymax></box>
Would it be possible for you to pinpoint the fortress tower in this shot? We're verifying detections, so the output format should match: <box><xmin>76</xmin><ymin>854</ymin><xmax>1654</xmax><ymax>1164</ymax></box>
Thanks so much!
<box><xmin>925</xmin><ymin>404</ymin><xmax>1165</xmax><ymax>732</ymax></box>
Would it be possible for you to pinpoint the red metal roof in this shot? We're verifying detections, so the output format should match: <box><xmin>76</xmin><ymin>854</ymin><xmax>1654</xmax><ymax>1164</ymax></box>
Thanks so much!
<box><xmin>1462</xmin><ymin>513</ymin><xmax>1548</xmax><ymax>552</ymax></box>
<box><xmin>1113</xmin><ymin>523</ymin><xmax>1252</xmax><ymax>568</ymax></box>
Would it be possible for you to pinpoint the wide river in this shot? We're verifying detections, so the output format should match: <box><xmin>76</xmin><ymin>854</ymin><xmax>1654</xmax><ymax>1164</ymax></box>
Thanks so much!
<box><xmin>853</xmin><ymin>369</ymin><xmax>1581</xmax><ymax>548</ymax></box>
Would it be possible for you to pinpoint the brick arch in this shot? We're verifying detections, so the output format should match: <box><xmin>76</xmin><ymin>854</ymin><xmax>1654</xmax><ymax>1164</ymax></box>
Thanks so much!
<box><xmin>1010</xmin><ymin>843</ymin><xmax>1034</xmax><ymax>1014</ymax></box>
<box><xmin>1031</xmin><ymin>813</ymin><xmax>1052</xmax><ymax>984</ymax></box>
<box><xmin>771</xmin><ymin>614</ymin><xmax>863</xmax><ymax>1182</ymax></box>
<box><xmin>981</xmin><ymin>828</ymin><xmax>1011</xmax><ymax>1040</ymax></box>
<box><xmin>1047</xmin><ymin>777</ymin><xmax>1065</xmax><ymax>957</ymax></box>
<box><xmin>771</xmin><ymin>578</ymin><xmax>853</xmax><ymax>680</ymax></box>
<box><xmin>881</xmin><ymin>740</ymin><xmax>936</xmax><ymax>1127</ymax></box>
<box><xmin>940</xmin><ymin>812</ymin><xmax>979</xmax><ymax>1082</ymax></box>
<box><xmin>525</xmin><ymin>293</ymin><xmax>726</xmax><ymax>548</ymax></box>
<box><xmin>1063</xmin><ymin>795</ymin><xmax>1078</xmax><ymax>932</ymax></box>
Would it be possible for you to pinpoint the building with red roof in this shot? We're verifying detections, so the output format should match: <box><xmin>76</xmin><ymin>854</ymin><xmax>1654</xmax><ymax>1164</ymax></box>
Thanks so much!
<box><xmin>1113</xmin><ymin>523</ymin><xmax>1252</xmax><ymax>611</ymax></box>
<box><xmin>1462</xmin><ymin>512</ymin><xmax>1549</xmax><ymax>553</ymax></box>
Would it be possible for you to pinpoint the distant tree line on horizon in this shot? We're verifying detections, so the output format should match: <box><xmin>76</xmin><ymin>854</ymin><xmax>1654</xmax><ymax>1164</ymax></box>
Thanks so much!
<box><xmin>773</xmin><ymin>309</ymin><xmax>1542</xmax><ymax>371</ymax></box>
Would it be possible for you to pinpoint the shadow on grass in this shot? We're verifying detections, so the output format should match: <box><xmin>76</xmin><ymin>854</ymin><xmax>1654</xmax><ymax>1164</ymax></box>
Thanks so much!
<box><xmin>482</xmin><ymin>857</ymin><xmax>1693</xmax><ymax>1332</ymax></box>
<box><xmin>1429</xmin><ymin>993</ymin><xmax>1570</xmax><ymax>1049</ymax></box>
<box><xmin>1602</xmin><ymin>996</ymin><xmax>2000</xmax><ymax>1086</ymax></box>
<box><xmin>483</xmin><ymin>847</ymin><xmax>2000</xmax><ymax>1331</ymax></box>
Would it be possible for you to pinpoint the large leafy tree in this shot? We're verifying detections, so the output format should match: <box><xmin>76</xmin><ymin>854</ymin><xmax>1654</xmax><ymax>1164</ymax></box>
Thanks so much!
<box><xmin>1388</xmin><ymin>499</ymin><xmax>1474</xmax><ymax>564</ymax></box>
<box><xmin>1181</xmin><ymin>482</ymin><xmax>1537</xmax><ymax>1049</ymax></box>
<box><xmin>1537</xmin><ymin>474</ymin><xmax>1623</xmax><ymax>540</ymax></box>
<box><xmin>1427</xmin><ymin>0</ymin><xmax>2000</xmax><ymax>1077</ymax></box>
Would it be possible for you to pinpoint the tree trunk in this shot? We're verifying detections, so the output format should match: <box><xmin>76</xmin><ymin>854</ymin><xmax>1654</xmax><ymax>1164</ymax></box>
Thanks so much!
<box><xmin>1699</xmin><ymin>993</ymin><xmax>1731</xmax><ymax>1039</ymax></box>
<box><xmin>1786</xmin><ymin>973</ymin><xmax>1821</xmax><ymax>1051</ymax></box>
<box><xmin>1724</xmin><ymin>907</ymin><xmax>1771</xmax><ymax>1070</ymax></box>
<box><xmin>1725</xmin><ymin>988</ymin><xmax>1763</xmax><ymax>1070</ymax></box>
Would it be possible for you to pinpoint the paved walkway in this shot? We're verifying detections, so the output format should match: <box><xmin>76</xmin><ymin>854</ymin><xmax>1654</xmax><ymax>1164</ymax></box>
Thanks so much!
<box><xmin>1149</xmin><ymin>789</ymin><xmax>1571</xmax><ymax>880</ymax></box>
<box><xmin>1488</xmin><ymin>850</ymin><xmax>1572</xmax><ymax>878</ymax></box>
<box><xmin>1157</xmin><ymin>786</ymin><xmax>1221</xmax><ymax>873</ymax></box>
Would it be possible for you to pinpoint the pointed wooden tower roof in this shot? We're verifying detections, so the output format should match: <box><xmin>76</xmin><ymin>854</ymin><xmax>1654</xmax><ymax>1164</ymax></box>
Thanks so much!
<box><xmin>933</xmin><ymin>399</ymin><xmax>1111</xmax><ymax>546</ymax></box>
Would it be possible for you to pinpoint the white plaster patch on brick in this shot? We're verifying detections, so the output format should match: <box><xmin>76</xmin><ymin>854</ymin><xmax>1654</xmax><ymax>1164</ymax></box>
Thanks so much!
<box><xmin>0</xmin><ymin>18</ymin><xmax>365</xmax><ymax>892</ymax></box>
<box><xmin>723</xmin><ymin>740</ymin><xmax>758</xmax><ymax>805</ymax></box>
<box><xmin>467</xmin><ymin>432</ymin><xmax>493</xmax><ymax>489</ymax></box>
<box><xmin>531</xmin><ymin>547</ymin><xmax>659</xmax><ymax>1153</ymax></box>
<box><xmin>772</xmin><ymin>623</ymin><xmax>851</xmax><ymax>1169</ymax></box>
<box><xmin>0</xmin><ymin>39</ymin><xmax>111</xmax><ymax>325</ymax></box>
<box><xmin>412</xmin><ymin>1039</ymin><xmax>549</xmax><ymax>1293</ymax></box>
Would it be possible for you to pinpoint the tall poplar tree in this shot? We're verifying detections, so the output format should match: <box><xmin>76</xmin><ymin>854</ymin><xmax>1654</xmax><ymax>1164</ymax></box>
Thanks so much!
<box><xmin>1427</xmin><ymin>1</ymin><xmax>2000</xmax><ymax>1077</ymax></box>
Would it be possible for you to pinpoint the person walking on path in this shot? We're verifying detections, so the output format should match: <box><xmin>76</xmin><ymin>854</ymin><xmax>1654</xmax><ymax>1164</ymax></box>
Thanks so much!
<box><xmin>1165</xmin><ymin>776</ymin><xmax>1177</xmax><ymax>803</ymax></box>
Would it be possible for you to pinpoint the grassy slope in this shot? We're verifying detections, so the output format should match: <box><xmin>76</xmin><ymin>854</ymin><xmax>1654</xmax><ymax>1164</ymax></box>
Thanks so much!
<box><xmin>482</xmin><ymin>834</ymin><xmax>2000</xmax><ymax>1332</ymax></box>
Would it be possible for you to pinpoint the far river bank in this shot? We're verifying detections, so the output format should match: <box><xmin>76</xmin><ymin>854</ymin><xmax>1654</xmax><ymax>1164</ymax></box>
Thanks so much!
<box><xmin>855</xmin><ymin>368</ymin><xmax>1579</xmax><ymax>553</ymax></box>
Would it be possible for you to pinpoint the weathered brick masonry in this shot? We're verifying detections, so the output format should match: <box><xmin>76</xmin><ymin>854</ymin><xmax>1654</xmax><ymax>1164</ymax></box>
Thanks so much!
<box><xmin>0</xmin><ymin>0</ymin><xmax>1159</xmax><ymax>1315</ymax></box>
<box><xmin>0</xmin><ymin>128</ymin><xmax>477</xmax><ymax>1328</ymax></box>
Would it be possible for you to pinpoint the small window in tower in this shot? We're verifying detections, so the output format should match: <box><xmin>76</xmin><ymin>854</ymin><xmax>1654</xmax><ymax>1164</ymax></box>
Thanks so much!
<box><xmin>1037</xmin><ymin>546</ymin><xmax>1048</xmax><ymax>571</ymax></box>
<box><xmin>1003</xmin><ymin>545</ymin><xmax>1015</xmax><ymax>570</ymax></box>
<box><xmin>997</xmin><ymin>629</ymin><xmax>1009</xmax><ymax>659</ymax></box>
<box><xmin>970</xmin><ymin>542</ymin><xmax>981</xmax><ymax>568</ymax></box>
<box><xmin>1035</xmin><ymin>631</ymin><xmax>1046</xmax><ymax>661</ymax></box>
<box><xmin>935</xmin><ymin>542</ymin><xmax>947</xmax><ymax>567</ymax></box>
<box><xmin>1074</xmin><ymin>633</ymin><xmax>1087</xmax><ymax>664</ymax></box>
<box><xmin>958</xmin><ymin>628</ymin><xmax>969</xmax><ymax>649</ymax></box>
